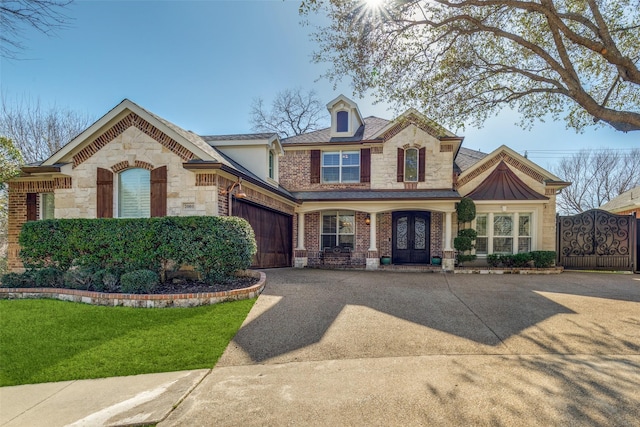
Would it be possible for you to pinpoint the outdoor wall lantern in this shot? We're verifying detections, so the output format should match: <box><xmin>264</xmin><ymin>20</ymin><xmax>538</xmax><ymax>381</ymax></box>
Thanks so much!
<box><xmin>222</xmin><ymin>178</ymin><xmax>247</xmax><ymax>199</ymax></box>
<box><xmin>365</xmin><ymin>214</ymin><xmax>371</xmax><ymax>225</ymax></box>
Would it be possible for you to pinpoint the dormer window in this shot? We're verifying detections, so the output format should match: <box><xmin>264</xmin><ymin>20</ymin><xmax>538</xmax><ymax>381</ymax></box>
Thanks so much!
<box><xmin>336</xmin><ymin>111</ymin><xmax>349</xmax><ymax>132</ymax></box>
<box><xmin>269</xmin><ymin>150</ymin><xmax>275</xmax><ymax>179</ymax></box>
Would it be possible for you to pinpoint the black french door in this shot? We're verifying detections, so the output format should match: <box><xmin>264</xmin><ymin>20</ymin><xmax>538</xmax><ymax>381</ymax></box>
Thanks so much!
<box><xmin>392</xmin><ymin>211</ymin><xmax>430</xmax><ymax>264</ymax></box>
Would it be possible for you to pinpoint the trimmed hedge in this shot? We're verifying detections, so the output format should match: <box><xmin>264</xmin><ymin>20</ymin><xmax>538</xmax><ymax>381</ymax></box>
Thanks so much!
<box><xmin>16</xmin><ymin>216</ymin><xmax>257</xmax><ymax>282</ymax></box>
<box><xmin>484</xmin><ymin>251</ymin><xmax>556</xmax><ymax>268</ymax></box>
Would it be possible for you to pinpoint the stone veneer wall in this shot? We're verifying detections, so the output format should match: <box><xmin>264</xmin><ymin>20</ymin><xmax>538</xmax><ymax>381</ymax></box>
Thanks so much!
<box><xmin>458</xmin><ymin>159</ymin><xmax>556</xmax><ymax>251</ymax></box>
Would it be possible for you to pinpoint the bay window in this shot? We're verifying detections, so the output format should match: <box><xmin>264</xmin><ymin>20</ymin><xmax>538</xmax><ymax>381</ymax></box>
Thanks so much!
<box><xmin>474</xmin><ymin>212</ymin><xmax>533</xmax><ymax>255</ymax></box>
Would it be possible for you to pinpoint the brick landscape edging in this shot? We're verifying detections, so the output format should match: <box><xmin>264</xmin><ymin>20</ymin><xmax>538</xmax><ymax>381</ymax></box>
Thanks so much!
<box><xmin>0</xmin><ymin>271</ymin><xmax>266</xmax><ymax>308</ymax></box>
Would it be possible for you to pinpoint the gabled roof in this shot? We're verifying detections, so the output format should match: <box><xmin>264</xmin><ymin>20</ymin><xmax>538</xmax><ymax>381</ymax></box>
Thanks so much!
<box><xmin>281</xmin><ymin>116</ymin><xmax>390</xmax><ymax>145</ymax></box>
<box><xmin>457</xmin><ymin>145</ymin><xmax>567</xmax><ymax>190</ymax></box>
<box><xmin>455</xmin><ymin>147</ymin><xmax>488</xmax><ymax>172</ymax></box>
<box><xmin>599</xmin><ymin>186</ymin><xmax>640</xmax><ymax>213</ymax></box>
<box><xmin>465</xmin><ymin>161</ymin><xmax>548</xmax><ymax>201</ymax></box>
<box><xmin>372</xmin><ymin>108</ymin><xmax>457</xmax><ymax>140</ymax></box>
<box><xmin>43</xmin><ymin>99</ymin><xmax>225</xmax><ymax>167</ymax></box>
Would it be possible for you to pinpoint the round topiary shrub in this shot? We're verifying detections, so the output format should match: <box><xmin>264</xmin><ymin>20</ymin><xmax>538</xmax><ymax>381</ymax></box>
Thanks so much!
<box><xmin>120</xmin><ymin>269</ymin><xmax>159</xmax><ymax>294</ymax></box>
<box><xmin>456</xmin><ymin>197</ymin><xmax>476</xmax><ymax>223</ymax></box>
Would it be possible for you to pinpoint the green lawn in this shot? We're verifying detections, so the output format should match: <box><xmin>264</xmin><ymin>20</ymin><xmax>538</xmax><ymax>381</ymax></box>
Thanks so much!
<box><xmin>0</xmin><ymin>298</ymin><xmax>255</xmax><ymax>386</ymax></box>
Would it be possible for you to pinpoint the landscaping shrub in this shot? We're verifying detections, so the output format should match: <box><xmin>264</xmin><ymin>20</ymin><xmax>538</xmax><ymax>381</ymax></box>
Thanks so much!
<box><xmin>92</xmin><ymin>269</ymin><xmax>121</xmax><ymax>293</ymax></box>
<box><xmin>33</xmin><ymin>267</ymin><xmax>65</xmax><ymax>288</ymax></box>
<box><xmin>512</xmin><ymin>252</ymin><xmax>533</xmax><ymax>268</ymax></box>
<box><xmin>530</xmin><ymin>251</ymin><xmax>556</xmax><ymax>268</ymax></box>
<box><xmin>18</xmin><ymin>216</ymin><xmax>257</xmax><ymax>284</ymax></box>
<box><xmin>120</xmin><ymin>269</ymin><xmax>159</xmax><ymax>294</ymax></box>
<box><xmin>456</xmin><ymin>197</ymin><xmax>476</xmax><ymax>223</ymax></box>
<box><xmin>487</xmin><ymin>254</ymin><xmax>500</xmax><ymax>267</ymax></box>
<box><xmin>63</xmin><ymin>267</ymin><xmax>95</xmax><ymax>290</ymax></box>
<box><xmin>499</xmin><ymin>254</ymin><xmax>515</xmax><ymax>267</ymax></box>
<box><xmin>1</xmin><ymin>272</ymin><xmax>34</xmax><ymax>288</ymax></box>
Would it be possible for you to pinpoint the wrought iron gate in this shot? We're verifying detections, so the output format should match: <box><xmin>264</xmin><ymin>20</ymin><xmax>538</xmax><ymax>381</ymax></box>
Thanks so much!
<box><xmin>556</xmin><ymin>209</ymin><xmax>637</xmax><ymax>271</ymax></box>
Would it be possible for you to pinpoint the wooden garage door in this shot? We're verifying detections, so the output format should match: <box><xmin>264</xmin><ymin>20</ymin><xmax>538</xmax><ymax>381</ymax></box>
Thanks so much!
<box><xmin>232</xmin><ymin>199</ymin><xmax>292</xmax><ymax>268</ymax></box>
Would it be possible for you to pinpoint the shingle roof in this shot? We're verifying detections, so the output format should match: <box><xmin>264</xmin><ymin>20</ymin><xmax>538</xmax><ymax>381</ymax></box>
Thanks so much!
<box><xmin>465</xmin><ymin>161</ymin><xmax>548</xmax><ymax>201</ymax></box>
<box><xmin>600</xmin><ymin>186</ymin><xmax>640</xmax><ymax>212</ymax></box>
<box><xmin>282</xmin><ymin>117</ymin><xmax>390</xmax><ymax>144</ymax></box>
<box><xmin>455</xmin><ymin>147</ymin><xmax>487</xmax><ymax>172</ymax></box>
<box><xmin>202</xmin><ymin>133</ymin><xmax>277</xmax><ymax>142</ymax></box>
<box><xmin>292</xmin><ymin>189</ymin><xmax>460</xmax><ymax>201</ymax></box>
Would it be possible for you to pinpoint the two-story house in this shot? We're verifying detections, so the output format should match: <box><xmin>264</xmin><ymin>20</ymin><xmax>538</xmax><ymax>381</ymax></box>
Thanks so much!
<box><xmin>5</xmin><ymin>96</ymin><xmax>569</xmax><ymax>273</ymax></box>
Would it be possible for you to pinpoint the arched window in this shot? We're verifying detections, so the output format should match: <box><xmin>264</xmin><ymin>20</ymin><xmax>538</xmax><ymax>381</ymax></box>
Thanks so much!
<box><xmin>404</xmin><ymin>148</ymin><xmax>419</xmax><ymax>182</ymax></box>
<box><xmin>118</xmin><ymin>168</ymin><xmax>150</xmax><ymax>218</ymax></box>
<box><xmin>336</xmin><ymin>111</ymin><xmax>349</xmax><ymax>132</ymax></box>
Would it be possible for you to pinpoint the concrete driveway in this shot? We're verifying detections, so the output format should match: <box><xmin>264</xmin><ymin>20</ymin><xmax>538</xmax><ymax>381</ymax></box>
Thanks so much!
<box><xmin>161</xmin><ymin>269</ymin><xmax>640</xmax><ymax>426</ymax></box>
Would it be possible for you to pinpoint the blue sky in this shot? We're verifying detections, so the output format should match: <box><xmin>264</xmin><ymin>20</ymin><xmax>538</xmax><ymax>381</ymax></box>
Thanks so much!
<box><xmin>1</xmin><ymin>0</ymin><xmax>637</xmax><ymax>171</ymax></box>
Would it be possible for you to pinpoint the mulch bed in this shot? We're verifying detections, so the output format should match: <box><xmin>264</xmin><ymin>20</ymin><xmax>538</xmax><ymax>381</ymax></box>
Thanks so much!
<box><xmin>151</xmin><ymin>276</ymin><xmax>260</xmax><ymax>294</ymax></box>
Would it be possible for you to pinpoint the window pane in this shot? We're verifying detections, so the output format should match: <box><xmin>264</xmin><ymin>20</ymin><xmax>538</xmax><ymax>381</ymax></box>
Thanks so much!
<box><xmin>476</xmin><ymin>237</ymin><xmax>488</xmax><ymax>254</ymax></box>
<box><xmin>322</xmin><ymin>213</ymin><xmax>337</xmax><ymax>234</ymax></box>
<box><xmin>493</xmin><ymin>215</ymin><xmax>513</xmax><ymax>236</ymax></box>
<box><xmin>339</xmin><ymin>214</ymin><xmax>354</xmax><ymax>234</ymax></box>
<box><xmin>476</xmin><ymin>215</ymin><xmax>487</xmax><ymax>236</ymax></box>
<box><xmin>397</xmin><ymin>217</ymin><xmax>408</xmax><ymax>250</ymax></box>
<box><xmin>341</xmin><ymin>166</ymin><xmax>360</xmax><ymax>182</ymax></box>
<box><xmin>493</xmin><ymin>237</ymin><xmax>513</xmax><ymax>253</ymax></box>
<box><xmin>341</xmin><ymin>152</ymin><xmax>359</xmax><ymax>166</ymax></box>
<box><xmin>415</xmin><ymin>217</ymin><xmax>426</xmax><ymax>249</ymax></box>
<box><xmin>322</xmin><ymin>235</ymin><xmax>336</xmax><ymax>249</ymax></box>
<box><xmin>268</xmin><ymin>151</ymin><xmax>274</xmax><ymax>179</ymax></box>
<box><xmin>337</xmin><ymin>111</ymin><xmax>348</xmax><ymax>132</ymax></box>
<box><xmin>41</xmin><ymin>193</ymin><xmax>55</xmax><ymax>219</ymax></box>
<box><xmin>322</xmin><ymin>152</ymin><xmax>340</xmax><ymax>166</ymax></box>
<box><xmin>404</xmin><ymin>149</ymin><xmax>418</xmax><ymax>182</ymax></box>
<box><xmin>339</xmin><ymin>235</ymin><xmax>354</xmax><ymax>248</ymax></box>
<box><xmin>518</xmin><ymin>237</ymin><xmax>531</xmax><ymax>253</ymax></box>
<box><xmin>119</xmin><ymin>168</ymin><xmax>150</xmax><ymax>218</ymax></box>
<box><xmin>322</xmin><ymin>167</ymin><xmax>340</xmax><ymax>182</ymax></box>
<box><xmin>519</xmin><ymin>214</ymin><xmax>531</xmax><ymax>236</ymax></box>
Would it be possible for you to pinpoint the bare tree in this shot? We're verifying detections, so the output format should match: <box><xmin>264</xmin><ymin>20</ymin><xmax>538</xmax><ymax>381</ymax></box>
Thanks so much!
<box><xmin>0</xmin><ymin>0</ymin><xmax>73</xmax><ymax>59</ymax></box>
<box><xmin>0</xmin><ymin>95</ymin><xmax>94</xmax><ymax>163</ymax></box>
<box><xmin>554</xmin><ymin>148</ymin><xmax>640</xmax><ymax>214</ymax></box>
<box><xmin>250</xmin><ymin>88</ymin><xmax>328</xmax><ymax>138</ymax></box>
<box><xmin>302</xmin><ymin>0</ymin><xmax>640</xmax><ymax>132</ymax></box>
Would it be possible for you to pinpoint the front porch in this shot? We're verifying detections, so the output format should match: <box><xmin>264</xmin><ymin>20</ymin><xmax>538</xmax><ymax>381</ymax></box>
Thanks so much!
<box><xmin>292</xmin><ymin>206</ymin><xmax>457</xmax><ymax>271</ymax></box>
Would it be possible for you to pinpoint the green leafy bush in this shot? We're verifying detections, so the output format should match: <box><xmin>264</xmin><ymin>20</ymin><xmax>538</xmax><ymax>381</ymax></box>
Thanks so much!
<box><xmin>530</xmin><ymin>251</ymin><xmax>556</xmax><ymax>268</ymax></box>
<box><xmin>499</xmin><ymin>254</ymin><xmax>514</xmax><ymax>267</ymax></box>
<box><xmin>120</xmin><ymin>269</ymin><xmax>159</xmax><ymax>294</ymax></box>
<box><xmin>457</xmin><ymin>254</ymin><xmax>477</xmax><ymax>264</ymax></box>
<box><xmin>33</xmin><ymin>267</ymin><xmax>64</xmax><ymax>288</ymax></box>
<box><xmin>456</xmin><ymin>197</ymin><xmax>476</xmax><ymax>223</ymax></box>
<box><xmin>92</xmin><ymin>269</ymin><xmax>121</xmax><ymax>293</ymax></box>
<box><xmin>512</xmin><ymin>253</ymin><xmax>533</xmax><ymax>267</ymax></box>
<box><xmin>63</xmin><ymin>267</ymin><xmax>95</xmax><ymax>290</ymax></box>
<box><xmin>458</xmin><ymin>228</ymin><xmax>478</xmax><ymax>240</ymax></box>
<box><xmin>18</xmin><ymin>216</ymin><xmax>257</xmax><ymax>283</ymax></box>
<box><xmin>1</xmin><ymin>272</ymin><xmax>34</xmax><ymax>288</ymax></box>
<box><xmin>487</xmin><ymin>254</ymin><xmax>500</xmax><ymax>267</ymax></box>
<box><xmin>454</xmin><ymin>236</ymin><xmax>473</xmax><ymax>252</ymax></box>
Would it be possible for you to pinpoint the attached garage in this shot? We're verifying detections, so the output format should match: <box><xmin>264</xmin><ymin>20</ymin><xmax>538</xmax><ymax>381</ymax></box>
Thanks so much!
<box><xmin>232</xmin><ymin>198</ymin><xmax>293</xmax><ymax>268</ymax></box>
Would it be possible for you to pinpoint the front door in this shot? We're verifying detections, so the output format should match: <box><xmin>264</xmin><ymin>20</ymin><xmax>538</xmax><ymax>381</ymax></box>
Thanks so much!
<box><xmin>392</xmin><ymin>211</ymin><xmax>430</xmax><ymax>264</ymax></box>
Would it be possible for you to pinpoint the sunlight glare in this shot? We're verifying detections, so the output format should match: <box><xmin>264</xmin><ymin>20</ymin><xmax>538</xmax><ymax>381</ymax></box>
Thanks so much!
<box><xmin>365</xmin><ymin>0</ymin><xmax>385</xmax><ymax>9</ymax></box>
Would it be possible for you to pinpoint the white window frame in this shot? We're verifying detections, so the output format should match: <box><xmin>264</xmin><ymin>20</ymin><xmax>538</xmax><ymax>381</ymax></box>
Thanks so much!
<box><xmin>473</xmin><ymin>211</ymin><xmax>535</xmax><ymax>255</ymax></box>
<box><xmin>320</xmin><ymin>211</ymin><xmax>355</xmax><ymax>250</ymax></box>
<box><xmin>116</xmin><ymin>168</ymin><xmax>151</xmax><ymax>218</ymax></box>
<box><xmin>268</xmin><ymin>150</ymin><xmax>275</xmax><ymax>179</ymax></box>
<box><xmin>40</xmin><ymin>192</ymin><xmax>55</xmax><ymax>220</ymax></box>
<box><xmin>321</xmin><ymin>151</ymin><xmax>360</xmax><ymax>183</ymax></box>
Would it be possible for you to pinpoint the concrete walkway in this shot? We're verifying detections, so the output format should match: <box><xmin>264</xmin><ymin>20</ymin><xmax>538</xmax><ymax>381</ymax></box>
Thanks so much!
<box><xmin>2</xmin><ymin>270</ymin><xmax>639</xmax><ymax>426</ymax></box>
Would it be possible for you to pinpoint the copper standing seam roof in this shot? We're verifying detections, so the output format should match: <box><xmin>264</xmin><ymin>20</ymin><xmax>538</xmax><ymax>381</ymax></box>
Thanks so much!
<box><xmin>465</xmin><ymin>161</ymin><xmax>548</xmax><ymax>201</ymax></box>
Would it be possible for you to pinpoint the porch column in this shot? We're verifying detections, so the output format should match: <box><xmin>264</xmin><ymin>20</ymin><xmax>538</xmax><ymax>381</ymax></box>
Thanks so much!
<box><xmin>368</xmin><ymin>212</ymin><xmax>377</xmax><ymax>251</ymax></box>
<box><xmin>443</xmin><ymin>210</ymin><xmax>455</xmax><ymax>271</ymax></box>
<box><xmin>296</xmin><ymin>212</ymin><xmax>305</xmax><ymax>250</ymax></box>
<box><xmin>366</xmin><ymin>212</ymin><xmax>380</xmax><ymax>270</ymax></box>
<box><xmin>294</xmin><ymin>212</ymin><xmax>308</xmax><ymax>268</ymax></box>
<box><xmin>444</xmin><ymin>211</ymin><xmax>453</xmax><ymax>250</ymax></box>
